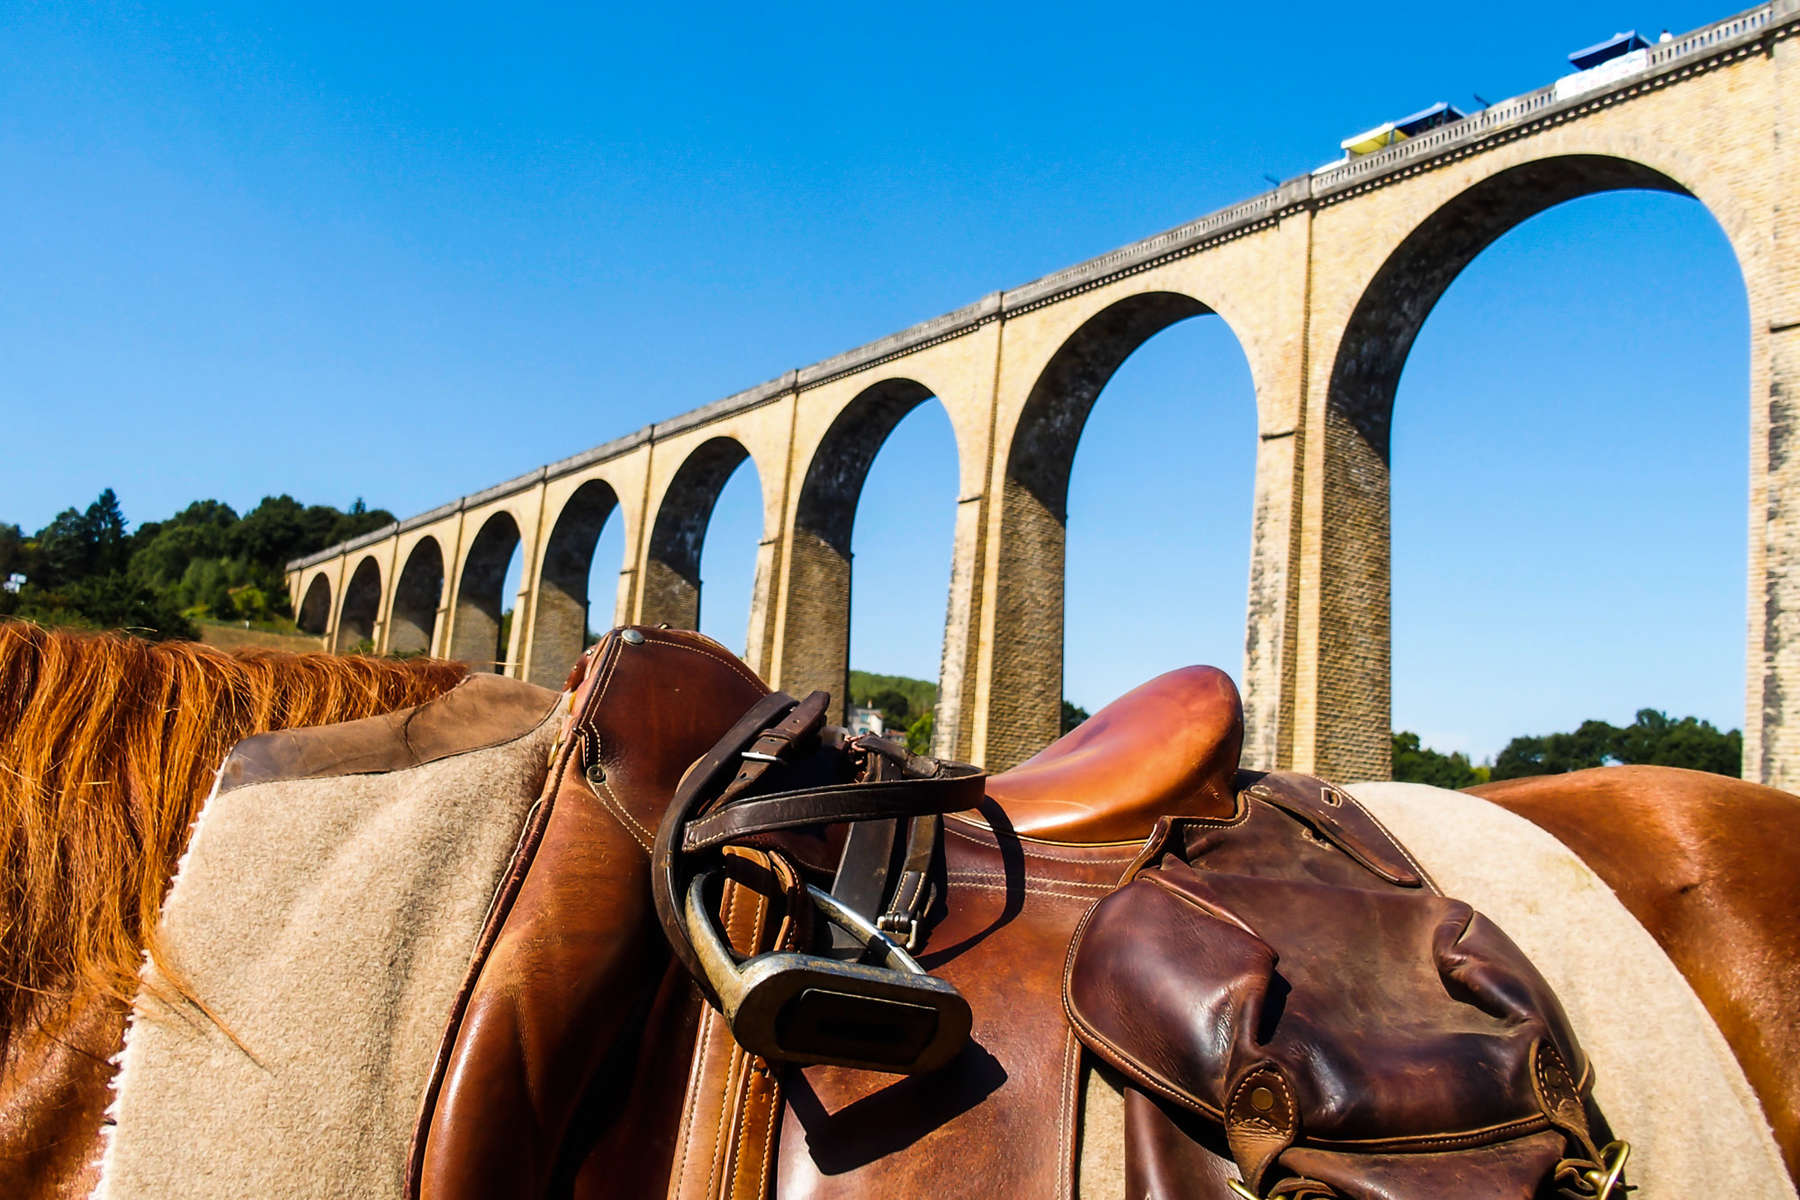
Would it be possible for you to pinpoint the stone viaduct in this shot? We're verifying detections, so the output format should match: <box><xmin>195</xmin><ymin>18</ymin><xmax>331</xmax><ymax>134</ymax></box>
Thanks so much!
<box><xmin>288</xmin><ymin>1</ymin><xmax>1800</xmax><ymax>785</ymax></box>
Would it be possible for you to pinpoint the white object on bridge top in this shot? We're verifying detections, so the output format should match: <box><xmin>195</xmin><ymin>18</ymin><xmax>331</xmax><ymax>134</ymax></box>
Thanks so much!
<box><xmin>1554</xmin><ymin>45</ymin><xmax>1652</xmax><ymax>102</ymax></box>
<box><xmin>1340</xmin><ymin>101</ymin><xmax>1465</xmax><ymax>158</ymax></box>
<box><xmin>1568</xmin><ymin>29</ymin><xmax>1651</xmax><ymax>69</ymax></box>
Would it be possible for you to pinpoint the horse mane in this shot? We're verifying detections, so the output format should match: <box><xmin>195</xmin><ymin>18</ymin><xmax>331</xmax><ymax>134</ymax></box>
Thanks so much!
<box><xmin>0</xmin><ymin>621</ymin><xmax>468</xmax><ymax>1045</ymax></box>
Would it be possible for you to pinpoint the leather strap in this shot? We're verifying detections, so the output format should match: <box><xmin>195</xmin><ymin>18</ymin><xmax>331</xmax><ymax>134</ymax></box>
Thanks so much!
<box><xmin>877</xmin><ymin>812</ymin><xmax>940</xmax><ymax>950</ymax></box>
<box><xmin>828</xmin><ymin>811</ymin><xmax>903</xmax><ymax>957</ymax></box>
<box><xmin>681</xmin><ymin>771</ymin><xmax>980</xmax><ymax>851</ymax></box>
<box><xmin>652</xmin><ymin>691</ymin><xmax>807</xmax><ymax>1008</ymax></box>
<box><xmin>653</xmin><ymin>691</ymin><xmax>985</xmax><ymax>1012</ymax></box>
<box><xmin>826</xmin><ymin>743</ymin><xmax>945</xmax><ymax>955</ymax></box>
<box><xmin>665</xmin><ymin>850</ymin><xmax>801</xmax><ymax>1200</ymax></box>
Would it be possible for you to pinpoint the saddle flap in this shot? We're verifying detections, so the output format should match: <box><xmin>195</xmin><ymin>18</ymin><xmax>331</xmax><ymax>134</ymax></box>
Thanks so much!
<box><xmin>1237</xmin><ymin>771</ymin><xmax>1426</xmax><ymax>888</ymax></box>
<box><xmin>1064</xmin><ymin>843</ymin><xmax>1606</xmax><ymax>1196</ymax></box>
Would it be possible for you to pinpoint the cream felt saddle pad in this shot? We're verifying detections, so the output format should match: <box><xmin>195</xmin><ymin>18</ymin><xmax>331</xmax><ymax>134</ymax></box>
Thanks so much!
<box><xmin>96</xmin><ymin>676</ymin><xmax>561</xmax><ymax>1200</ymax></box>
<box><xmin>1348</xmin><ymin>781</ymin><xmax>1794</xmax><ymax>1200</ymax></box>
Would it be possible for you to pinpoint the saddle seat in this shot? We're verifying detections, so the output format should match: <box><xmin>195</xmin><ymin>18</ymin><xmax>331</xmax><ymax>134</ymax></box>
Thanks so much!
<box><xmin>977</xmin><ymin>663</ymin><xmax>1244</xmax><ymax>843</ymax></box>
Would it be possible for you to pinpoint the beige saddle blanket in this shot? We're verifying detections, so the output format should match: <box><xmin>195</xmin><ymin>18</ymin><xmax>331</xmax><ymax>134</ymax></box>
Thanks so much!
<box><xmin>95</xmin><ymin>674</ymin><xmax>561</xmax><ymax>1200</ymax></box>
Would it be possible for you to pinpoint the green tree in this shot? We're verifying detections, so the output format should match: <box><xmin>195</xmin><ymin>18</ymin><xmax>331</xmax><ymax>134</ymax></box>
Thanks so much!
<box><xmin>906</xmin><ymin>711</ymin><xmax>935</xmax><ymax>756</ymax></box>
<box><xmin>5</xmin><ymin>488</ymin><xmax>400</xmax><ymax>640</ymax></box>
<box><xmin>86</xmin><ymin>488</ymin><xmax>130</xmax><ymax>574</ymax></box>
<box><xmin>0</xmin><ymin>523</ymin><xmax>24</xmax><ymax>581</ymax></box>
<box><xmin>1061</xmin><ymin>700</ymin><xmax>1089</xmax><ymax>736</ymax></box>
<box><xmin>10</xmin><ymin>575</ymin><xmax>196</xmax><ymax>640</ymax></box>
<box><xmin>34</xmin><ymin>506</ymin><xmax>97</xmax><ymax>587</ymax></box>
<box><xmin>867</xmin><ymin>688</ymin><xmax>911</xmax><ymax>723</ymax></box>
<box><xmin>848</xmin><ymin>671</ymin><xmax>938</xmax><ymax>723</ymax></box>
<box><xmin>325</xmin><ymin>497</ymin><xmax>395</xmax><ymax>547</ymax></box>
<box><xmin>1491</xmin><ymin>710</ymin><xmax>1741</xmax><ymax>780</ymax></box>
<box><xmin>495</xmin><ymin>609</ymin><xmax>514</xmax><ymax>666</ymax></box>
<box><xmin>1491</xmin><ymin>719</ymin><xmax>1620</xmax><ymax>780</ymax></box>
<box><xmin>1611</xmin><ymin>708</ymin><xmax>1741</xmax><ymax>776</ymax></box>
<box><xmin>130</xmin><ymin>521</ymin><xmax>233</xmax><ymax>589</ymax></box>
<box><xmin>229</xmin><ymin>494</ymin><xmax>309</xmax><ymax>563</ymax></box>
<box><xmin>1391</xmin><ymin>731</ymin><xmax>1485</xmax><ymax>788</ymax></box>
<box><xmin>229</xmin><ymin>585</ymin><xmax>270</xmax><ymax>622</ymax></box>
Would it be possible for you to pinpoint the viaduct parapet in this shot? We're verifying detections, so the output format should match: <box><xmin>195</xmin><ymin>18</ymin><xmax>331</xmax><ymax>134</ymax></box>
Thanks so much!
<box><xmin>288</xmin><ymin>1</ymin><xmax>1800</xmax><ymax>784</ymax></box>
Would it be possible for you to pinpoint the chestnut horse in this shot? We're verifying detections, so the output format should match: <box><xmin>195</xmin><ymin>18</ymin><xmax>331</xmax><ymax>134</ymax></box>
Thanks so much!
<box><xmin>0</xmin><ymin>623</ymin><xmax>466</xmax><ymax>1199</ymax></box>
<box><xmin>3</xmin><ymin>622</ymin><xmax>1796</xmax><ymax>1193</ymax></box>
<box><xmin>1470</xmin><ymin>767</ymin><xmax>1800</xmax><ymax>1180</ymax></box>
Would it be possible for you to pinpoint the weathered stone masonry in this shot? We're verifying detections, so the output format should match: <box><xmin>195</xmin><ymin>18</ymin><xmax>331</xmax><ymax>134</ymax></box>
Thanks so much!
<box><xmin>290</xmin><ymin>1</ymin><xmax>1800</xmax><ymax>784</ymax></box>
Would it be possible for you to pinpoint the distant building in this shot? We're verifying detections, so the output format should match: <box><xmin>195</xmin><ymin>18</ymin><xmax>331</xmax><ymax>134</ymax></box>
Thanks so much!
<box><xmin>3</xmin><ymin>573</ymin><xmax>23</xmax><ymax>595</ymax></box>
<box><xmin>847</xmin><ymin>706</ymin><xmax>886</xmax><ymax>737</ymax></box>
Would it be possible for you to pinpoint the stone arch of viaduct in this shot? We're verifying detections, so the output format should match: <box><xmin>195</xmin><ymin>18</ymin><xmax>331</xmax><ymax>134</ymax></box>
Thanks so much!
<box><xmin>291</xmin><ymin>3</ymin><xmax>1800</xmax><ymax>784</ymax></box>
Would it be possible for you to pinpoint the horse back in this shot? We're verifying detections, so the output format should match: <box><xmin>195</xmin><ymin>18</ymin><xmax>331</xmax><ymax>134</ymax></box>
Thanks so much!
<box><xmin>1472</xmin><ymin>765</ymin><xmax>1800</xmax><ymax>1179</ymax></box>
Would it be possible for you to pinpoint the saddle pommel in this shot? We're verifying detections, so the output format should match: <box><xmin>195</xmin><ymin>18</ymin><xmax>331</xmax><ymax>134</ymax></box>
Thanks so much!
<box><xmin>983</xmin><ymin>665</ymin><xmax>1244</xmax><ymax>843</ymax></box>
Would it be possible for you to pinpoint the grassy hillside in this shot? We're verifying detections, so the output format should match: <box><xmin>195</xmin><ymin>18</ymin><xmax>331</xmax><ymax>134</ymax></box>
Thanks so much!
<box><xmin>848</xmin><ymin>670</ymin><xmax>936</xmax><ymax>718</ymax></box>
<box><xmin>197</xmin><ymin>618</ymin><xmax>326</xmax><ymax>652</ymax></box>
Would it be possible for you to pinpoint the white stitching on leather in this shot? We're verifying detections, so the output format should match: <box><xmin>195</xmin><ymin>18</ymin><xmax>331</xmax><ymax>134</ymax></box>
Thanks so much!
<box><xmin>643</xmin><ymin>632</ymin><xmax>767</xmax><ymax>691</ymax></box>
<box><xmin>1057</xmin><ymin>1028</ymin><xmax>1078</xmax><ymax>1199</ymax></box>
<box><xmin>940</xmin><ymin>879</ymin><xmax>1114</xmax><ymax>903</ymax></box>
<box><xmin>943</xmin><ymin>822</ymin><xmax>1141</xmax><ymax>862</ymax></box>
<box><xmin>590</xmin><ymin>775</ymin><xmax>654</xmax><ymax>853</ymax></box>
<box><xmin>947</xmin><ymin>868</ymin><xmax>1113</xmax><ymax>892</ymax></box>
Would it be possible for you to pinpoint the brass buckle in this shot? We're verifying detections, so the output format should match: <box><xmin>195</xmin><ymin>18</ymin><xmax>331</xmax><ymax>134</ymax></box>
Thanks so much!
<box><xmin>685</xmin><ymin>869</ymin><xmax>972</xmax><ymax>1074</ymax></box>
<box><xmin>1583</xmin><ymin>1141</ymin><xmax>1630</xmax><ymax>1198</ymax></box>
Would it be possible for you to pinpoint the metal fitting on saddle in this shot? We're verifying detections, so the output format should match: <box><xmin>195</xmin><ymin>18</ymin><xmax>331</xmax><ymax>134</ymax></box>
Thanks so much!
<box><xmin>1555</xmin><ymin>1141</ymin><xmax>1631</xmax><ymax>1199</ymax></box>
<box><xmin>876</xmin><ymin>911</ymin><xmax>920</xmax><ymax>954</ymax></box>
<box><xmin>684</xmin><ymin>870</ymin><xmax>971</xmax><ymax>1074</ymax></box>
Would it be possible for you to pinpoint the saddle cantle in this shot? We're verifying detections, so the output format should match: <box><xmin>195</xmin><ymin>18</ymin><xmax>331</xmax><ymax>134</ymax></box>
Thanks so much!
<box><xmin>982</xmin><ymin>663</ymin><xmax>1244</xmax><ymax>843</ymax></box>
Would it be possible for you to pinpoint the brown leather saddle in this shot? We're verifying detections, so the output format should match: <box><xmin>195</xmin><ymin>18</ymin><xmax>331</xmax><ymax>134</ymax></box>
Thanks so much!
<box><xmin>407</xmin><ymin>627</ymin><xmax>1626</xmax><ymax>1200</ymax></box>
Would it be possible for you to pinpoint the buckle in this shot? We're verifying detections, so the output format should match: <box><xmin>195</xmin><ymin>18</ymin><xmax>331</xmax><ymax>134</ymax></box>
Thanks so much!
<box><xmin>1582</xmin><ymin>1141</ymin><xmax>1630</xmax><ymax>1199</ymax></box>
<box><xmin>876</xmin><ymin>911</ymin><xmax>921</xmax><ymax>953</ymax></box>
<box><xmin>685</xmin><ymin>869</ymin><xmax>971</xmax><ymax>1074</ymax></box>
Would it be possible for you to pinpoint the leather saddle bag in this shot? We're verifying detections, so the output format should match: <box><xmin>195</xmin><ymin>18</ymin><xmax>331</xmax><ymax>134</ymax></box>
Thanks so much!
<box><xmin>1065</xmin><ymin>771</ymin><xmax>1626</xmax><ymax>1199</ymax></box>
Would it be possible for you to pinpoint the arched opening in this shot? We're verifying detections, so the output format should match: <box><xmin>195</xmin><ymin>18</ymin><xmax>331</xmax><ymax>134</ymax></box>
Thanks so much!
<box><xmin>697</xmin><ymin>459</ymin><xmax>762</xmax><ymax>658</ymax></box>
<box><xmin>643</xmin><ymin>437</ymin><xmax>761</xmax><ymax>638</ymax></box>
<box><xmin>296</xmin><ymin>574</ymin><xmax>332</xmax><ymax>637</ymax></box>
<box><xmin>784</xmin><ymin>379</ymin><xmax>957</xmax><ymax>722</ymax></box>
<box><xmin>390</xmin><ymin>538</ymin><xmax>445</xmax><ymax>656</ymax></box>
<box><xmin>587</xmin><ymin>510</ymin><xmax>628</xmax><ymax>642</ymax></box>
<box><xmin>988</xmin><ymin>291</ymin><xmax>1255</xmax><ymax>769</ymax></box>
<box><xmin>334</xmin><ymin>556</ymin><xmax>383</xmax><ymax>653</ymax></box>
<box><xmin>848</xmin><ymin>403</ymin><xmax>960</xmax><ymax>748</ymax></box>
<box><xmin>528</xmin><ymin>480</ymin><xmax>622</xmax><ymax>684</ymax></box>
<box><xmin>1064</xmin><ymin>320</ymin><xmax>1257</xmax><ymax>718</ymax></box>
<box><xmin>1322</xmin><ymin>153</ymin><xmax>1748</xmax><ymax>780</ymax></box>
<box><xmin>1389</xmin><ymin>189</ymin><xmax>1747</xmax><ymax>774</ymax></box>
<box><xmin>451</xmin><ymin>512</ymin><xmax>522</xmax><ymax>672</ymax></box>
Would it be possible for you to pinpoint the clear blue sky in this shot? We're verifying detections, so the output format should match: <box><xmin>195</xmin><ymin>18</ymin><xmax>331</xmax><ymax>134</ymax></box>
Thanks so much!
<box><xmin>2</xmin><ymin>1</ymin><xmax>1750</xmax><ymax>761</ymax></box>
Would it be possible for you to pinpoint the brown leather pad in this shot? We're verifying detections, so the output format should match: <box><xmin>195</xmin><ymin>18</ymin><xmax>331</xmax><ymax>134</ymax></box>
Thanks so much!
<box><xmin>218</xmin><ymin>673</ymin><xmax>559</xmax><ymax>792</ymax></box>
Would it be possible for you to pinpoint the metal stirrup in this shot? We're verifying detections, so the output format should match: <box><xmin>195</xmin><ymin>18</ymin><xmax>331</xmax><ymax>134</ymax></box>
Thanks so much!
<box><xmin>684</xmin><ymin>870</ymin><xmax>971</xmax><ymax>1073</ymax></box>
